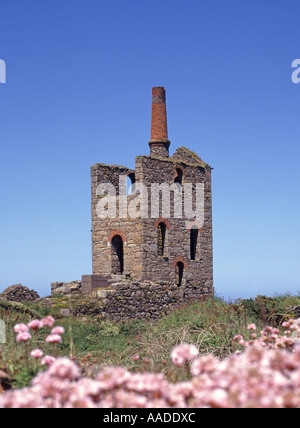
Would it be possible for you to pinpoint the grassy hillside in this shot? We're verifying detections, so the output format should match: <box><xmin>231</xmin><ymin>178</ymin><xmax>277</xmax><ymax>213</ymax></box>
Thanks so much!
<box><xmin>0</xmin><ymin>293</ymin><xmax>299</xmax><ymax>388</ymax></box>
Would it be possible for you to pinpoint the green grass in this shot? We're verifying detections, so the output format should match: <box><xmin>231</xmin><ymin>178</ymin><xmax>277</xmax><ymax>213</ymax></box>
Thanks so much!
<box><xmin>1</xmin><ymin>293</ymin><xmax>300</xmax><ymax>387</ymax></box>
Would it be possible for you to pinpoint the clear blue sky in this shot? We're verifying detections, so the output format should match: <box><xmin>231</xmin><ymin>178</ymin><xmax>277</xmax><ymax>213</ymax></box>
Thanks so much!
<box><xmin>0</xmin><ymin>0</ymin><xmax>299</xmax><ymax>300</ymax></box>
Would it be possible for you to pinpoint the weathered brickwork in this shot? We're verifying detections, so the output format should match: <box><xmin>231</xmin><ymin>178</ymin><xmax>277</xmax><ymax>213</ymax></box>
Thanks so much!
<box><xmin>149</xmin><ymin>87</ymin><xmax>170</xmax><ymax>158</ymax></box>
<box><xmin>88</xmin><ymin>87</ymin><xmax>214</xmax><ymax>318</ymax></box>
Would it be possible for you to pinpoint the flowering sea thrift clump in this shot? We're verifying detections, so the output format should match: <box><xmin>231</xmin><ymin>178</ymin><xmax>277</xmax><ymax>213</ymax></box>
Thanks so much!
<box><xmin>46</xmin><ymin>334</ymin><xmax>62</xmax><ymax>345</ymax></box>
<box><xmin>1</xmin><ymin>319</ymin><xmax>300</xmax><ymax>408</ymax></box>
<box><xmin>16</xmin><ymin>332</ymin><xmax>32</xmax><ymax>343</ymax></box>
<box><xmin>30</xmin><ymin>349</ymin><xmax>44</xmax><ymax>359</ymax></box>
<box><xmin>171</xmin><ymin>343</ymin><xmax>199</xmax><ymax>366</ymax></box>
<box><xmin>6</xmin><ymin>317</ymin><xmax>65</xmax><ymax>381</ymax></box>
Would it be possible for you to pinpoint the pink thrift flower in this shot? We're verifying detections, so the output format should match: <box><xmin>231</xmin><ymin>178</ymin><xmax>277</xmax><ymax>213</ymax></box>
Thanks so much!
<box><xmin>14</xmin><ymin>323</ymin><xmax>29</xmax><ymax>334</ymax></box>
<box><xmin>125</xmin><ymin>372</ymin><xmax>168</xmax><ymax>393</ymax></box>
<box><xmin>28</xmin><ymin>320</ymin><xmax>43</xmax><ymax>331</ymax></box>
<box><xmin>191</xmin><ymin>355</ymin><xmax>218</xmax><ymax>376</ymax></box>
<box><xmin>46</xmin><ymin>334</ymin><xmax>62</xmax><ymax>344</ymax></box>
<box><xmin>96</xmin><ymin>366</ymin><xmax>131</xmax><ymax>390</ymax></box>
<box><xmin>41</xmin><ymin>355</ymin><xmax>56</xmax><ymax>366</ymax></box>
<box><xmin>207</xmin><ymin>388</ymin><xmax>228</xmax><ymax>408</ymax></box>
<box><xmin>171</xmin><ymin>343</ymin><xmax>199</xmax><ymax>366</ymax></box>
<box><xmin>47</xmin><ymin>358</ymin><xmax>81</xmax><ymax>380</ymax></box>
<box><xmin>131</xmin><ymin>355</ymin><xmax>140</xmax><ymax>361</ymax></box>
<box><xmin>233</xmin><ymin>335</ymin><xmax>243</xmax><ymax>342</ymax></box>
<box><xmin>51</xmin><ymin>326</ymin><xmax>65</xmax><ymax>336</ymax></box>
<box><xmin>41</xmin><ymin>316</ymin><xmax>55</xmax><ymax>328</ymax></box>
<box><xmin>16</xmin><ymin>332</ymin><xmax>32</xmax><ymax>343</ymax></box>
<box><xmin>30</xmin><ymin>349</ymin><xmax>44</xmax><ymax>359</ymax></box>
<box><xmin>247</xmin><ymin>323</ymin><xmax>257</xmax><ymax>331</ymax></box>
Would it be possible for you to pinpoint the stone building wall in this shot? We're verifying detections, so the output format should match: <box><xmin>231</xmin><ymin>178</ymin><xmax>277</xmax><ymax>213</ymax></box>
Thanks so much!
<box><xmin>103</xmin><ymin>280</ymin><xmax>212</xmax><ymax>321</ymax></box>
<box><xmin>50</xmin><ymin>279</ymin><xmax>213</xmax><ymax>321</ymax></box>
<box><xmin>87</xmin><ymin>86</ymin><xmax>214</xmax><ymax>317</ymax></box>
<box><xmin>133</xmin><ymin>149</ymin><xmax>213</xmax><ymax>291</ymax></box>
<box><xmin>91</xmin><ymin>164</ymin><xmax>145</xmax><ymax>281</ymax></box>
<box><xmin>90</xmin><ymin>147</ymin><xmax>213</xmax><ymax>291</ymax></box>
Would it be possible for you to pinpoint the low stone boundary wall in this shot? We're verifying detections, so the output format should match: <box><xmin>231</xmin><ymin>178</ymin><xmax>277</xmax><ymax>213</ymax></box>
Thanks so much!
<box><xmin>103</xmin><ymin>281</ymin><xmax>212</xmax><ymax>320</ymax></box>
<box><xmin>51</xmin><ymin>278</ymin><xmax>213</xmax><ymax>320</ymax></box>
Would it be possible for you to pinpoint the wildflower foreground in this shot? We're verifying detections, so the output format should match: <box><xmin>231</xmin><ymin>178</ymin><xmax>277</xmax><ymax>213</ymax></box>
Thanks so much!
<box><xmin>1</xmin><ymin>317</ymin><xmax>300</xmax><ymax>408</ymax></box>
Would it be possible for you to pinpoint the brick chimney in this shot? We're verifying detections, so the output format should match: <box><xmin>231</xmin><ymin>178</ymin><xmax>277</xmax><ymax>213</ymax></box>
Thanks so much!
<box><xmin>149</xmin><ymin>87</ymin><xmax>170</xmax><ymax>158</ymax></box>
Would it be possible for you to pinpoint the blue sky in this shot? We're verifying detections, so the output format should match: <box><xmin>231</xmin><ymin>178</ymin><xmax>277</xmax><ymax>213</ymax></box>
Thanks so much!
<box><xmin>0</xmin><ymin>0</ymin><xmax>299</xmax><ymax>299</ymax></box>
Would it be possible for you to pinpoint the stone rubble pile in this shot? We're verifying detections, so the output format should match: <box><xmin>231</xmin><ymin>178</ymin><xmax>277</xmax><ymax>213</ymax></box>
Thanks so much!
<box><xmin>51</xmin><ymin>281</ymin><xmax>82</xmax><ymax>296</ymax></box>
<box><xmin>0</xmin><ymin>284</ymin><xmax>40</xmax><ymax>302</ymax></box>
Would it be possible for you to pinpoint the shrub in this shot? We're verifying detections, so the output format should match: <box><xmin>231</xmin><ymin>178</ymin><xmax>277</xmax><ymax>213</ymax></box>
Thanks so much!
<box><xmin>241</xmin><ymin>295</ymin><xmax>291</xmax><ymax>326</ymax></box>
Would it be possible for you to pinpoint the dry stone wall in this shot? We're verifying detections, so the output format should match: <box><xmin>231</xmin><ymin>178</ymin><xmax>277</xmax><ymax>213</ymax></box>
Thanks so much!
<box><xmin>103</xmin><ymin>280</ymin><xmax>212</xmax><ymax>321</ymax></box>
<box><xmin>50</xmin><ymin>279</ymin><xmax>213</xmax><ymax>321</ymax></box>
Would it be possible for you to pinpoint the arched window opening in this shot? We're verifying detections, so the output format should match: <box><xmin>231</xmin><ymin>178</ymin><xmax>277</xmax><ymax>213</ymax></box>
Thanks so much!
<box><xmin>190</xmin><ymin>228</ymin><xmax>199</xmax><ymax>260</ymax></box>
<box><xmin>157</xmin><ymin>222</ymin><xmax>167</xmax><ymax>257</ymax></box>
<box><xmin>127</xmin><ymin>173</ymin><xmax>136</xmax><ymax>195</ymax></box>
<box><xmin>111</xmin><ymin>235</ymin><xmax>124</xmax><ymax>274</ymax></box>
<box><xmin>174</xmin><ymin>168</ymin><xmax>183</xmax><ymax>185</ymax></box>
<box><xmin>175</xmin><ymin>262</ymin><xmax>184</xmax><ymax>287</ymax></box>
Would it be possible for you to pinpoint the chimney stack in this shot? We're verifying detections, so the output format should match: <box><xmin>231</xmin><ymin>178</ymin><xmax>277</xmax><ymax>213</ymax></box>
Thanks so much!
<box><xmin>149</xmin><ymin>87</ymin><xmax>170</xmax><ymax>157</ymax></box>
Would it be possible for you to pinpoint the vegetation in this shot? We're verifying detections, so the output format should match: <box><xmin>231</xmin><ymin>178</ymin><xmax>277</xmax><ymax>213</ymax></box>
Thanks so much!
<box><xmin>1</xmin><ymin>295</ymin><xmax>300</xmax><ymax>407</ymax></box>
<box><xmin>1</xmin><ymin>292</ymin><xmax>300</xmax><ymax>391</ymax></box>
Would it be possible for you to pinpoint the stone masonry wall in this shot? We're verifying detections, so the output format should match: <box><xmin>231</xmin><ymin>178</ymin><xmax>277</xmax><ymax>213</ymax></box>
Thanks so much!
<box><xmin>103</xmin><ymin>280</ymin><xmax>213</xmax><ymax>321</ymax></box>
<box><xmin>51</xmin><ymin>281</ymin><xmax>82</xmax><ymax>296</ymax></box>
<box><xmin>91</xmin><ymin>146</ymin><xmax>214</xmax><ymax>297</ymax></box>
<box><xmin>90</xmin><ymin>142</ymin><xmax>214</xmax><ymax>317</ymax></box>
<box><xmin>91</xmin><ymin>164</ymin><xmax>145</xmax><ymax>281</ymax></box>
<box><xmin>134</xmin><ymin>147</ymin><xmax>213</xmax><ymax>292</ymax></box>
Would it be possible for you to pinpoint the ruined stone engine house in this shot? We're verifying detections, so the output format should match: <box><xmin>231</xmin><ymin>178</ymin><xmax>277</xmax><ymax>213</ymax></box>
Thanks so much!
<box><xmin>83</xmin><ymin>87</ymin><xmax>214</xmax><ymax>304</ymax></box>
